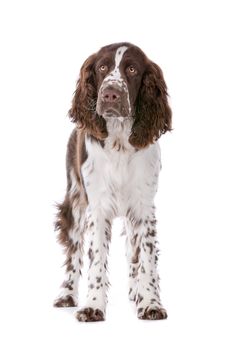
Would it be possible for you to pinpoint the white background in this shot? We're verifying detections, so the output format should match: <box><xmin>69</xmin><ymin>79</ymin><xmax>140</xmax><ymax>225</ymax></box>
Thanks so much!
<box><xmin>0</xmin><ymin>0</ymin><xmax>233</xmax><ymax>349</ymax></box>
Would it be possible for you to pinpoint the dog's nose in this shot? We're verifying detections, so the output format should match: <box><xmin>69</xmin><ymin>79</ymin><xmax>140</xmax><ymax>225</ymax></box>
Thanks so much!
<box><xmin>102</xmin><ymin>89</ymin><xmax>120</xmax><ymax>103</ymax></box>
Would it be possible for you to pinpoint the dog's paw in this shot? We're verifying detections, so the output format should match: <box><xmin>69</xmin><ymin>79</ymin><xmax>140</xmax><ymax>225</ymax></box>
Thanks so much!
<box><xmin>137</xmin><ymin>306</ymin><xmax>167</xmax><ymax>320</ymax></box>
<box><xmin>53</xmin><ymin>295</ymin><xmax>77</xmax><ymax>308</ymax></box>
<box><xmin>75</xmin><ymin>307</ymin><xmax>105</xmax><ymax>322</ymax></box>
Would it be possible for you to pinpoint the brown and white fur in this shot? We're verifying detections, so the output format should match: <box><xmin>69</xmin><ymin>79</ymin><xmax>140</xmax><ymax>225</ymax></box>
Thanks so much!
<box><xmin>54</xmin><ymin>42</ymin><xmax>172</xmax><ymax>322</ymax></box>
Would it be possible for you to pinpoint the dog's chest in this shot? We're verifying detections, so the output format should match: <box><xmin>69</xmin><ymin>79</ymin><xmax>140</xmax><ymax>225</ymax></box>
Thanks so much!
<box><xmin>81</xmin><ymin>119</ymin><xmax>161</xmax><ymax>215</ymax></box>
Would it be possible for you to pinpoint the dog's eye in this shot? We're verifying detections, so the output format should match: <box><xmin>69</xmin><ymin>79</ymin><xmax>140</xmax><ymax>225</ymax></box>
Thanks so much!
<box><xmin>99</xmin><ymin>65</ymin><xmax>108</xmax><ymax>72</ymax></box>
<box><xmin>127</xmin><ymin>66</ymin><xmax>137</xmax><ymax>75</ymax></box>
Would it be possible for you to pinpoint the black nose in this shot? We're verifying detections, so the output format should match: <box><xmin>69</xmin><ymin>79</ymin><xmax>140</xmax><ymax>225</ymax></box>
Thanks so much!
<box><xmin>102</xmin><ymin>89</ymin><xmax>120</xmax><ymax>103</ymax></box>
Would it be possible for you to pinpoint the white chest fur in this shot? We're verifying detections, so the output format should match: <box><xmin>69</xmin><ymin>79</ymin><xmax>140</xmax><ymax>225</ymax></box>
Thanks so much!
<box><xmin>81</xmin><ymin>118</ymin><xmax>161</xmax><ymax>218</ymax></box>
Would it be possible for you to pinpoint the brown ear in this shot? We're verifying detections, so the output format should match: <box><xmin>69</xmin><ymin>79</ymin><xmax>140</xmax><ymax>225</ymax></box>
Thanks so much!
<box><xmin>69</xmin><ymin>53</ymin><xmax>108</xmax><ymax>140</ymax></box>
<box><xmin>129</xmin><ymin>61</ymin><xmax>172</xmax><ymax>149</ymax></box>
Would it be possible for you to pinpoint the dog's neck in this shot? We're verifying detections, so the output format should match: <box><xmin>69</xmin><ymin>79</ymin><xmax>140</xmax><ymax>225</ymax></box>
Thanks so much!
<box><xmin>103</xmin><ymin>116</ymin><xmax>134</xmax><ymax>152</ymax></box>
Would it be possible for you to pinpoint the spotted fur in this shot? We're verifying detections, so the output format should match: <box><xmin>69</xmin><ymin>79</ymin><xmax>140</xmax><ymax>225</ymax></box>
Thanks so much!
<box><xmin>54</xmin><ymin>42</ymin><xmax>171</xmax><ymax>321</ymax></box>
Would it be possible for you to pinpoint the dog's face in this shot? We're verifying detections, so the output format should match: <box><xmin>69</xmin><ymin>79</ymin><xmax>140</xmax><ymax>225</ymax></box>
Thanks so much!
<box><xmin>69</xmin><ymin>42</ymin><xmax>172</xmax><ymax>149</ymax></box>
<box><xmin>95</xmin><ymin>45</ymin><xmax>146</xmax><ymax>118</ymax></box>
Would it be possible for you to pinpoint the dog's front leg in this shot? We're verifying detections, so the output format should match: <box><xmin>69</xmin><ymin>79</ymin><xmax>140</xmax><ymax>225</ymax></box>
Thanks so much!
<box><xmin>133</xmin><ymin>207</ymin><xmax>168</xmax><ymax>320</ymax></box>
<box><xmin>76</xmin><ymin>208</ymin><xmax>112</xmax><ymax>322</ymax></box>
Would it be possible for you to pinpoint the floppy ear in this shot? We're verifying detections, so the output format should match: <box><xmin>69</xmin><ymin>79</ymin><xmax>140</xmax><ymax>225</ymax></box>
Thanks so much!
<box><xmin>129</xmin><ymin>61</ymin><xmax>172</xmax><ymax>149</ymax></box>
<box><xmin>69</xmin><ymin>53</ymin><xmax>108</xmax><ymax>140</ymax></box>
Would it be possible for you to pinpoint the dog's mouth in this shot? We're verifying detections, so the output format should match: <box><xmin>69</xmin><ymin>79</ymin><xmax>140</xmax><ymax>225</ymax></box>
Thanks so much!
<box><xmin>102</xmin><ymin>107</ymin><xmax>122</xmax><ymax>117</ymax></box>
<box><xmin>96</xmin><ymin>94</ymin><xmax>132</xmax><ymax>118</ymax></box>
<box><xmin>99</xmin><ymin>105</ymin><xmax>133</xmax><ymax>119</ymax></box>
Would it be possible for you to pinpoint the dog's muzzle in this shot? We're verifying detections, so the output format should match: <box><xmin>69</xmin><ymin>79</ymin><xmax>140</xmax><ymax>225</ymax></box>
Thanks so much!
<box><xmin>96</xmin><ymin>80</ymin><xmax>131</xmax><ymax>118</ymax></box>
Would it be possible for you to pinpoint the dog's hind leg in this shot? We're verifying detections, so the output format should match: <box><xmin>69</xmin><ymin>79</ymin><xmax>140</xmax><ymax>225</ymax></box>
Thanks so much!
<box><xmin>54</xmin><ymin>170</ymin><xmax>87</xmax><ymax>307</ymax></box>
<box><xmin>54</xmin><ymin>129</ymin><xmax>88</xmax><ymax>307</ymax></box>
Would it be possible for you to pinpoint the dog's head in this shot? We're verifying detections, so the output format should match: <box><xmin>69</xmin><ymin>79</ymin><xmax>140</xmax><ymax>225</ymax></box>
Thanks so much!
<box><xmin>69</xmin><ymin>42</ymin><xmax>172</xmax><ymax>148</ymax></box>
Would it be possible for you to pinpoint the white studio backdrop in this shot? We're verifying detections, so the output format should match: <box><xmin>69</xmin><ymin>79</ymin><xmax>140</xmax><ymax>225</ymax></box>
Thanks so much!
<box><xmin>0</xmin><ymin>0</ymin><xmax>233</xmax><ymax>349</ymax></box>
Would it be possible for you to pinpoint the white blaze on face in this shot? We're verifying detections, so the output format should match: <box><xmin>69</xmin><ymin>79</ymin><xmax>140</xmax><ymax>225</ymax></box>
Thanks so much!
<box><xmin>100</xmin><ymin>45</ymin><xmax>131</xmax><ymax>117</ymax></box>
<box><xmin>106</xmin><ymin>46</ymin><xmax>128</xmax><ymax>81</ymax></box>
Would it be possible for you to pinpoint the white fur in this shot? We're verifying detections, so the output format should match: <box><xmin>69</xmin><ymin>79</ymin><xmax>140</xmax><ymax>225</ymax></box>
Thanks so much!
<box><xmin>104</xmin><ymin>46</ymin><xmax>128</xmax><ymax>82</ymax></box>
<box><xmin>82</xmin><ymin>118</ymin><xmax>161</xmax><ymax>219</ymax></box>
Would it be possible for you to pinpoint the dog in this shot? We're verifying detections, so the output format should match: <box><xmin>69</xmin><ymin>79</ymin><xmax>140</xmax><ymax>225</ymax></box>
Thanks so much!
<box><xmin>54</xmin><ymin>42</ymin><xmax>172</xmax><ymax>321</ymax></box>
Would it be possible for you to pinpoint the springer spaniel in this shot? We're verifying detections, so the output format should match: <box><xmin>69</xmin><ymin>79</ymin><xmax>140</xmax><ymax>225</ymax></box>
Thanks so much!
<box><xmin>54</xmin><ymin>42</ymin><xmax>172</xmax><ymax>321</ymax></box>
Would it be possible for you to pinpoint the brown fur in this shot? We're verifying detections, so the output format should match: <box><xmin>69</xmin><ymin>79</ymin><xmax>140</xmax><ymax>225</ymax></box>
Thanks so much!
<box><xmin>68</xmin><ymin>42</ymin><xmax>172</xmax><ymax>149</ymax></box>
<box><xmin>55</xmin><ymin>128</ymin><xmax>88</xmax><ymax>273</ymax></box>
<box><xmin>69</xmin><ymin>55</ymin><xmax>108</xmax><ymax>140</ymax></box>
<box><xmin>129</xmin><ymin>61</ymin><xmax>172</xmax><ymax>148</ymax></box>
<box><xmin>138</xmin><ymin>306</ymin><xmax>167</xmax><ymax>320</ymax></box>
<box><xmin>76</xmin><ymin>307</ymin><xmax>105</xmax><ymax>322</ymax></box>
<box><xmin>54</xmin><ymin>295</ymin><xmax>77</xmax><ymax>308</ymax></box>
